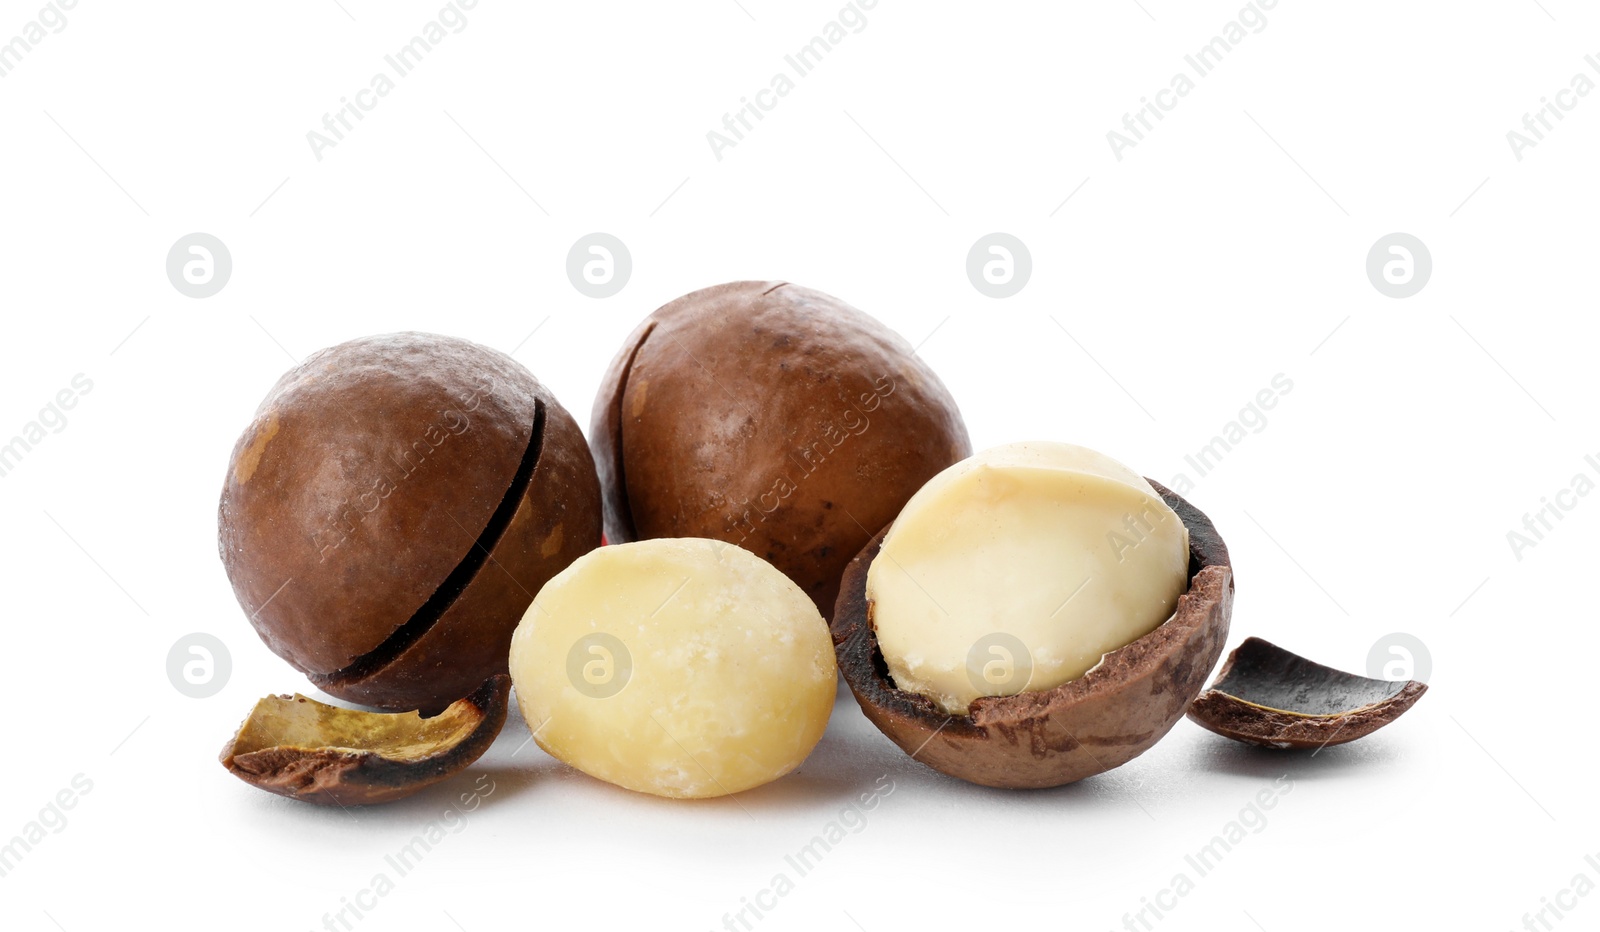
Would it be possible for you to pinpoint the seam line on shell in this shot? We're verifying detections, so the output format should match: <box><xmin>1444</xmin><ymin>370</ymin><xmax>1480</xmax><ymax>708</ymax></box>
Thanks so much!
<box><xmin>315</xmin><ymin>401</ymin><xmax>548</xmax><ymax>688</ymax></box>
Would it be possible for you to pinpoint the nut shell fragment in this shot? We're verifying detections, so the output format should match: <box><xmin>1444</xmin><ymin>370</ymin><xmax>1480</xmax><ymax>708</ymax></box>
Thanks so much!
<box><xmin>832</xmin><ymin>481</ymin><xmax>1233</xmax><ymax>789</ymax></box>
<box><xmin>219</xmin><ymin>675</ymin><xmax>509</xmax><ymax>806</ymax></box>
<box><xmin>1186</xmin><ymin>637</ymin><xmax>1427</xmax><ymax>750</ymax></box>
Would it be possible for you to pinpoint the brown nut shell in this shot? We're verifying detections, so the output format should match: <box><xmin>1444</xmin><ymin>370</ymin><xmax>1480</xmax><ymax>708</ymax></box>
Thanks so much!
<box><xmin>218</xmin><ymin>333</ymin><xmax>601</xmax><ymax>714</ymax></box>
<box><xmin>591</xmin><ymin>281</ymin><xmax>970</xmax><ymax>619</ymax></box>
<box><xmin>832</xmin><ymin>481</ymin><xmax>1232</xmax><ymax>789</ymax></box>
<box><xmin>1186</xmin><ymin>637</ymin><xmax>1427</xmax><ymax>749</ymax></box>
<box><xmin>219</xmin><ymin>674</ymin><xmax>509</xmax><ymax>806</ymax></box>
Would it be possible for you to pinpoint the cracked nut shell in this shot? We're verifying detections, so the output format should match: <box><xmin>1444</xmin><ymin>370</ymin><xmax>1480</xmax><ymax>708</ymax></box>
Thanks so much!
<box><xmin>219</xmin><ymin>674</ymin><xmax>509</xmax><ymax>806</ymax></box>
<box><xmin>832</xmin><ymin>481</ymin><xmax>1233</xmax><ymax>789</ymax></box>
<box><xmin>591</xmin><ymin>281</ymin><xmax>971</xmax><ymax>619</ymax></box>
<box><xmin>1186</xmin><ymin>637</ymin><xmax>1427</xmax><ymax>749</ymax></box>
<box><xmin>218</xmin><ymin>332</ymin><xmax>602</xmax><ymax>714</ymax></box>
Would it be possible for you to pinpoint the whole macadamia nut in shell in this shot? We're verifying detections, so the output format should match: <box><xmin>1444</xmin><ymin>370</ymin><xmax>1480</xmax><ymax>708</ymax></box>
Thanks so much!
<box><xmin>591</xmin><ymin>281</ymin><xmax>971</xmax><ymax>618</ymax></box>
<box><xmin>218</xmin><ymin>332</ymin><xmax>602</xmax><ymax>715</ymax></box>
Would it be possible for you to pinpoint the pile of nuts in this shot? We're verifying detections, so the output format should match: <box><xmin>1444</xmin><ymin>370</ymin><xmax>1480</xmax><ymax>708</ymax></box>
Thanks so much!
<box><xmin>217</xmin><ymin>281</ymin><xmax>1423</xmax><ymax>806</ymax></box>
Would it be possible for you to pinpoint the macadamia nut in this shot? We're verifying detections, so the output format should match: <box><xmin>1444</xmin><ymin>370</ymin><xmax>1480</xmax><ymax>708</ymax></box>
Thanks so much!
<box><xmin>590</xmin><ymin>281</ymin><xmax>971</xmax><ymax>620</ymax></box>
<box><xmin>217</xmin><ymin>332</ymin><xmax>601</xmax><ymax>715</ymax></box>
<box><xmin>507</xmin><ymin>538</ymin><xmax>836</xmax><ymax>799</ymax></box>
<box><xmin>867</xmin><ymin>442</ymin><xmax>1189</xmax><ymax>714</ymax></box>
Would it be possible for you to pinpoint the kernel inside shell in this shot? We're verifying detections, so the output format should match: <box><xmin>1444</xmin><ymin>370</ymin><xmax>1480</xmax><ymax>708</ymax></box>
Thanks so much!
<box><xmin>868</xmin><ymin>442</ymin><xmax>1191</xmax><ymax>714</ymax></box>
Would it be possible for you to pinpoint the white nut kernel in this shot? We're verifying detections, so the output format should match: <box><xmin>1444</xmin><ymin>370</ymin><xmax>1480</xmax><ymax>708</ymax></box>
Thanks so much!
<box><xmin>508</xmin><ymin>538</ymin><xmax>836</xmax><ymax>799</ymax></box>
<box><xmin>867</xmin><ymin>442</ymin><xmax>1189</xmax><ymax>714</ymax></box>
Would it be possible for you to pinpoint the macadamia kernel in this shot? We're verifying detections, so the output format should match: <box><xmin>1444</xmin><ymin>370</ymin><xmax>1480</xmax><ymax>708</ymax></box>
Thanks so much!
<box><xmin>507</xmin><ymin>538</ymin><xmax>836</xmax><ymax>799</ymax></box>
<box><xmin>867</xmin><ymin>442</ymin><xmax>1190</xmax><ymax>714</ymax></box>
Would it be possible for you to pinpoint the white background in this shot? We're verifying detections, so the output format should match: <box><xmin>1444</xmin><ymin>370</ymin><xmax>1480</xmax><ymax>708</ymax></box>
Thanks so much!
<box><xmin>2</xmin><ymin>1</ymin><xmax>1596</xmax><ymax>930</ymax></box>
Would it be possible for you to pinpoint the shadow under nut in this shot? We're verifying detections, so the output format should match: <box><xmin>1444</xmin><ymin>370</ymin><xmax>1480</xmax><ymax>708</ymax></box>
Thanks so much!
<box><xmin>831</xmin><ymin>481</ymin><xmax>1233</xmax><ymax>789</ymax></box>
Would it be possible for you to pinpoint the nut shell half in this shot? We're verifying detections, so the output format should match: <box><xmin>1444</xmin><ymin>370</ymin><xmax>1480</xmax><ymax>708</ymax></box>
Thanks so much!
<box><xmin>1186</xmin><ymin>637</ymin><xmax>1427</xmax><ymax>749</ymax></box>
<box><xmin>219</xmin><ymin>675</ymin><xmax>509</xmax><ymax>806</ymax></box>
<box><xmin>832</xmin><ymin>481</ymin><xmax>1232</xmax><ymax>789</ymax></box>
